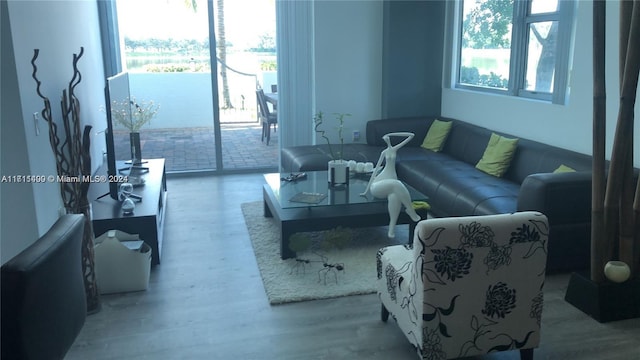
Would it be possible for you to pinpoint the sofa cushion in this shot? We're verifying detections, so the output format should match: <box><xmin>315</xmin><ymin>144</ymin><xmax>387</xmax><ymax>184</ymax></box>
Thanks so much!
<box><xmin>398</xmin><ymin>158</ymin><xmax>520</xmax><ymax>217</ymax></box>
<box><xmin>475</xmin><ymin>133</ymin><xmax>519</xmax><ymax>177</ymax></box>
<box><xmin>441</xmin><ymin>120</ymin><xmax>493</xmax><ymax>165</ymax></box>
<box><xmin>420</xmin><ymin>119</ymin><xmax>452</xmax><ymax>152</ymax></box>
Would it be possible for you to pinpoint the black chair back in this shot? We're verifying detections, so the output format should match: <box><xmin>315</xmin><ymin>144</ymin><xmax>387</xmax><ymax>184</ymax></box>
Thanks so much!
<box><xmin>256</xmin><ymin>89</ymin><xmax>273</xmax><ymax>118</ymax></box>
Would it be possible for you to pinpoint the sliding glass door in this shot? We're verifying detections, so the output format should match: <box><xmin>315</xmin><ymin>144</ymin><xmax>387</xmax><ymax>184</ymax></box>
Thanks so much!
<box><xmin>211</xmin><ymin>0</ymin><xmax>278</xmax><ymax>171</ymax></box>
<box><xmin>113</xmin><ymin>0</ymin><xmax>215</xmax><ymax>172</ymax></box>
<box><xmin>101</xmin><ymin>0</ymin><xmax>277</xmax><ymax>173</ymax></box>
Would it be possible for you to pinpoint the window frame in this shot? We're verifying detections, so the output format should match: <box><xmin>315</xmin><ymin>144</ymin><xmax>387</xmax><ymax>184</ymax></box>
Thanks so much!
<box><xmin>454</xmin><ymin>0</ymin><xmax>575</xmax><ymax>104</ymax></box>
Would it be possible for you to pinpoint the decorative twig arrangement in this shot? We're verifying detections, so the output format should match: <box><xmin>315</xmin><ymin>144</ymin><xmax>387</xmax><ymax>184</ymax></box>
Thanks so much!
<box><xmin>31</xmin><ymin>48</ymin><xmax>92</xmax><ymax>212</ymax></box>
<box><xmin>31</xmin><ymin>47</ymin><xmax>101</xmax><ymax>313</ymax></box>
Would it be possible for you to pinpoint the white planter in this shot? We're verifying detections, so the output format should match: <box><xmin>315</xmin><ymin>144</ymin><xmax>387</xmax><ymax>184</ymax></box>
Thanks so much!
<box><xmin>604</xmin><ymin>261</ymin><xmax>631</xmax><ymax>283</ymax></box>
<box><xmin>328</xmin><ymin>160</ymin><xmax>349</xmax><ymax>187</ymax></box>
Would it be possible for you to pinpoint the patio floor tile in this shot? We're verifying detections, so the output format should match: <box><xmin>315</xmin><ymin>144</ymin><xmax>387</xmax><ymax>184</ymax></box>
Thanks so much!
<box><xmin>113</xmin><ymin>123</ymin><xmax>279</xmax><ymax>173</ymax></box>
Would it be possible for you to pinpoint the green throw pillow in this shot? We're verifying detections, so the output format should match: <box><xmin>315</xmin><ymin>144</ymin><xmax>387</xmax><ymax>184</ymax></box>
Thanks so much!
<box><xmin>553</xmin><ymin>164</ymin><xmax>576</xmax><ymax>173</ymax></box>
<box><xmin>475</xmin><ymin>133</ymin><xmax>519</xmax><ymax>177</ymax></box>
<box><xmin>421</xmin><ymin>119</ymin><xmax>452</xmax><ymax>152</ymax></box>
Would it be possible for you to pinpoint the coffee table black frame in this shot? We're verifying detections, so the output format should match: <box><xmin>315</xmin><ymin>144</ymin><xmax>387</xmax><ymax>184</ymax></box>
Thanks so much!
<box><xmin>262</xmin><ymin>171</ymin><xmax>429</xmax><ymax>259</ymax></box>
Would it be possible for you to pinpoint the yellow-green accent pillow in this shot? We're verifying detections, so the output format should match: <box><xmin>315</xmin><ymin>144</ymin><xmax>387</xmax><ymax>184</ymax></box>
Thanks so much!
<box><xmin>475</xmin><ymin>133</ymin><xmax>519</xmax><ymax>177</ymax></box>
<box><xmin>553</xmin><ymin>164</ymin><xmax>576</xmax><ymax>173</ymax></box>
<box><xmin>412</xmin><ymin>201</ymin><xmax>431</xmax><ymax>210</ymax></box>
<box><xmin>421</xmin><ymin>119</ymin><xmax>452</xmax><ymax>152</ymax></box>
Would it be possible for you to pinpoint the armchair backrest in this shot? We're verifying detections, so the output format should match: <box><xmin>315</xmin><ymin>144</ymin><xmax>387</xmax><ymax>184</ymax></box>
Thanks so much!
<box><xmin>411</xmin><ymin>212</ymin><xmax>548</xmax><ymax>359</ymax></box>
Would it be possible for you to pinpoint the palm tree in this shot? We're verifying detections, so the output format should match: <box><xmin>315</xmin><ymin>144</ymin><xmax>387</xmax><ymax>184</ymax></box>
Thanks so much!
<box><xmin>184</xmin><ymin>0</ymin><xmax>233</xmax><ymax>109</ymax></box>
<box><xmin>216</xmin><ymin>0</ymin><xmax>233</xmax><ymax>109</ymax></box>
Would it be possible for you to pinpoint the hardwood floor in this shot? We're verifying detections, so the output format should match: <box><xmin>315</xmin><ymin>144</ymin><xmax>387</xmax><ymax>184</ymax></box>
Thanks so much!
<box><xmin>67</xmin><ymin>174</ymin><xmax>640</xmax><ymax>359</ymax></box>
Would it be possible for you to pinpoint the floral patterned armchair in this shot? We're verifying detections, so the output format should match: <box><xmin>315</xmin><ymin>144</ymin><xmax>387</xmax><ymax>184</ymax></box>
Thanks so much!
<box><xmin>377</xmin><ymin>211</ymin><xmax>548</xmax><ymax>360</ymax></box>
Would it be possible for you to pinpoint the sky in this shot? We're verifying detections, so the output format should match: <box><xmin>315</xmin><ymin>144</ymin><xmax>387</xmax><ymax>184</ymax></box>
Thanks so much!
<box><xmin>117</xmin><ymin>0</ymin><xmax>276</xmax><ymax>50</ymax></box>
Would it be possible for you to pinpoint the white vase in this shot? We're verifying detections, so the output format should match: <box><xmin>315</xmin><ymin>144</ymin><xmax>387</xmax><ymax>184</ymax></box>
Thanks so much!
<box><xmin>328</xmin><ymin>160</ymin><xmax>349</xmax><ymax>187</ymax></box>
<box><xmin>604</xmin><ymin>261</ymin><xmax>631</xmax><ymax>283</ymax></box>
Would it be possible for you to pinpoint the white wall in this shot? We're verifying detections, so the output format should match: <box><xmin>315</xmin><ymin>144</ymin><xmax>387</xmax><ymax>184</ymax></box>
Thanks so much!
<box><xmin>313</xmin><ymin>0</ymin><xmax>383</xmax><ymax>145</ymax></box>
<box><xmin>1</xmin><ymin>0</ymin><xmax>106</xmax><ymax>263</ymax></box>
<box><xmin>1</xmin><ymin>0</ymin><xmax>39</xmax><ymax>264</ymax></box>
<box><xmin>128</xmin><ymin>73</ymin><xmax>216</xmax><ymax>128</ymax></box>
<box><xmin>441</xmin><ymin>1</ymin><xmax>640</xmax><ymax>166</ymax></box>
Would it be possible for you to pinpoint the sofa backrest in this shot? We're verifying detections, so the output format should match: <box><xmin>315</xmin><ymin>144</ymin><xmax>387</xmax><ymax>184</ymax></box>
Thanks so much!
<box><xmin>441</xmin><ymin>119</ymin><xmax>593</xmax><ymax>184</ymax></box>
<box><xmin>366</xmin><ymin>117</ymin><xmax>433</xmax><ymax>147</ymax></box>
<box><xmin>505</xmin><ymin>137</ymin><xmax>593</xmax><ymax>183</ymax></box>
<box><xmin>441</xmin><ymin>118</ymin><xmax>492</xmax><ymax>165</ymax></box>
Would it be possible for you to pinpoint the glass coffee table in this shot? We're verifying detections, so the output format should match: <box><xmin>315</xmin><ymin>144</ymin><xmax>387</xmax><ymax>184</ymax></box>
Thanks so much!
<box><xmin>262</xmin><ymin>171</ymin><xmax>430</xmax><ymax>259</ymax></box>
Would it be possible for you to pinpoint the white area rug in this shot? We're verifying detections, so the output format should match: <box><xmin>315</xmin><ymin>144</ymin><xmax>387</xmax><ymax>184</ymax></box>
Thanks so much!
<box><xmin>241</xmin><ymin>201</ymin><xmax>407</xmax><ymax>305</ymax></box>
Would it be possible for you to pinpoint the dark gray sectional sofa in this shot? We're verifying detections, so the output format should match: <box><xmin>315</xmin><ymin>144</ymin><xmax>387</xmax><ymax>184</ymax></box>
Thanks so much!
<box><xmin>281</xmin><ymin>116</ymin><xmax>595</xmax><ymax>272</ymax></box>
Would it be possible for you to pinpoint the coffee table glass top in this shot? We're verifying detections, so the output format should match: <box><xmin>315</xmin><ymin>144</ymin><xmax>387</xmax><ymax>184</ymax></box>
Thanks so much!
<box><xmin>264</xmin><ymin>171</ymin><xmax>428</xmax><ymax>209</ymax></box>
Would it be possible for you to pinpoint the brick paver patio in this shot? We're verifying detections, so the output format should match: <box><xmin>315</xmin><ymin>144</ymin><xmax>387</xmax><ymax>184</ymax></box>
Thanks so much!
<box><xmin>113</xmin><ymin>122</ymin><xmax>279</xmax><ymax>173</ymax></box>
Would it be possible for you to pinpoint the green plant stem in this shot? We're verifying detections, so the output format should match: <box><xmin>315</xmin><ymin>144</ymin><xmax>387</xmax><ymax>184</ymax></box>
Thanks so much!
<box><xmin>313</xmin><ymin>111</ymin><xmax>351</xmax><ymax>161</ymax></box>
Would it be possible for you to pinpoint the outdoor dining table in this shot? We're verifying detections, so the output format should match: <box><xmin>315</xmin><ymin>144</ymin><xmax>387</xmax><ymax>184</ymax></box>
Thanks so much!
<box><xmin>264</xmin><ymin>92</ymin><xmax>277</xmax><ymax>106</ymax></box>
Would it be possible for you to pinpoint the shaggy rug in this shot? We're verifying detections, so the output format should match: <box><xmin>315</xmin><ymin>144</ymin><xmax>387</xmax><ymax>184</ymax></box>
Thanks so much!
<box><xmin>241</xmin><ymin>201</ymin><xmax>407</xmax><ymax>305</ymax></box>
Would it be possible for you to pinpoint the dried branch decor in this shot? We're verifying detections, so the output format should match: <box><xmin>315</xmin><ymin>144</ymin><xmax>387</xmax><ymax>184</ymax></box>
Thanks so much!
<box><xmin>31</xmin><ymin>47</ymin><xmax>100</xmax><ymax>313</ymax></box>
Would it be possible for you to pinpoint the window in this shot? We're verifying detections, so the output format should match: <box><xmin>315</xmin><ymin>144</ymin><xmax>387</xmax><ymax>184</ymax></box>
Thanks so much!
<box><xmin>456</xmin><ymin>0</ymin><xmax>574</xmax><ymax>104</ymax></box>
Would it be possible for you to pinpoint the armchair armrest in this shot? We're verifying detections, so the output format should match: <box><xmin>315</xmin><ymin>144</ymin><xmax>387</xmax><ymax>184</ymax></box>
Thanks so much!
<box><xmin>517</xmin><ymin>171</ymin><xmax>592</xmax><ymax>225</ymax></box>
<box><xmin>1</xmin><ymin>214</ymin><xmax>86</xmax><ymax>359</ymax></box>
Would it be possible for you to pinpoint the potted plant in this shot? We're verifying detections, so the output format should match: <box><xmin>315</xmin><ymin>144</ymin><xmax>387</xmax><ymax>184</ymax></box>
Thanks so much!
<box><xmin>314</xmin><ymin>111</ymin><xmax>352</xmax><ymax>187</ymax></box>
<box><xmin>110</xmin><ymin>97</ymin><xmax>160</xmax><ymax>164</ymax></box>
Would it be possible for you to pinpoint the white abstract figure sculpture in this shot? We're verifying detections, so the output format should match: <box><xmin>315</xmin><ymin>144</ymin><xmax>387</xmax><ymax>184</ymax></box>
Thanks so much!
<box><xmin>361</xmin><ymin>132</ymin><xmax>421</xmax><ymax>238</ymax></box>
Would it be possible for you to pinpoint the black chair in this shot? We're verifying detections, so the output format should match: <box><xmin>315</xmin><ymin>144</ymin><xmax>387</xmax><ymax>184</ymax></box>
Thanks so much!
<box><xmin>257</xmin><ymin>89</ymin><xmax>277</xmax><ymax>145</ymax></box>
<box><xmin>1</xmin><ymin>214</ymin><xmax>87</xmax><ymax>360</ymax></box>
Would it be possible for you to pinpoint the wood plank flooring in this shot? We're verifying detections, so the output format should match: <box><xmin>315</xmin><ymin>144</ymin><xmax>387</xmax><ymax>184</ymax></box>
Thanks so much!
<box><xmin>66</xmin><ymin>173</ymin><xmax>640</xmax><ymax>359</ymax></box>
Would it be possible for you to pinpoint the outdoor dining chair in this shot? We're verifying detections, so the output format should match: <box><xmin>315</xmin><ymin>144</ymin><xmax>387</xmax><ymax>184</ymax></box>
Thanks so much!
<box><xmin>257</xmin><ymin>89</ymin><xmax>277</xmax><ymax>145</ymax></box>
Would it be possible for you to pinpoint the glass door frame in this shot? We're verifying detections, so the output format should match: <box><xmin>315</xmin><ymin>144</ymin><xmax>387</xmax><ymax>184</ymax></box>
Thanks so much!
<box><xmin>207</xmin><ymin>0</ymin><xmax>223</xmax><ymax>171</ymax></box>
